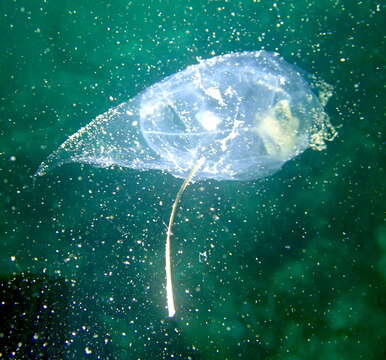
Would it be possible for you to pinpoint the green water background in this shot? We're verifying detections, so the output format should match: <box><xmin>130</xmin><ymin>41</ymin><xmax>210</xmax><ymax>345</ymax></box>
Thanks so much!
<box><xmin>0</xmin><ymin>0</ymin><xmax>385</xmax><ymax>359</ymax></box>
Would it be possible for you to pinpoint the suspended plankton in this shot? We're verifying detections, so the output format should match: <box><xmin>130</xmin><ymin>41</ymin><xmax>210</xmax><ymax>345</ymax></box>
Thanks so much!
<box><xmin>36</xmin><ymin>51</ymin><xmax>337</xmax><ymax>317</ymax></box>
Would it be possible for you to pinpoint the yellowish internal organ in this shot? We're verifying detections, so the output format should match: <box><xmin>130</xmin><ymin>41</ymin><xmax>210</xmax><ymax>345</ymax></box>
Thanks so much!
<box><xmin>257</xmin><ymin>99</ymin><xmax>300</xmax><ymax>159</ymax></box>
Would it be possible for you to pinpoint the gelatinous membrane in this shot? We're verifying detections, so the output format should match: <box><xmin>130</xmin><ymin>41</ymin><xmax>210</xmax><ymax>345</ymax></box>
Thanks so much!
<box><xmin>35</xmin><ymin>51</ymin><xmax>336</xmax><ymax>180</ymax></box>
<box><xmin>36</xmin><ymin>51</ymin><xmax>337</xmax><ymax>317</ymax></box>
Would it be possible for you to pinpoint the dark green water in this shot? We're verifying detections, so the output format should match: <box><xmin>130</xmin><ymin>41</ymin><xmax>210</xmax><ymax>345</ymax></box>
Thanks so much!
<box><xmin>0</xmin><ymin>1</ymin><xmax>385</xmax><ymax>359</ymax></box>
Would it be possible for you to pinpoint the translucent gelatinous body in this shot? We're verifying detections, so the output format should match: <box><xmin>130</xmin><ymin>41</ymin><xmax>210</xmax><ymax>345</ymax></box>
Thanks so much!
<box><xmin>35</xmin><ymin>51</ymin><xmax>336</xmax><ymax>181</ymax></box>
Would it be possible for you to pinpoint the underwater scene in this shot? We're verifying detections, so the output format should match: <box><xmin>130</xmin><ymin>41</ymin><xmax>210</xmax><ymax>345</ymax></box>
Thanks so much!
<box><xmin>0</xmin><ymin>1</ymin><xmax>384</xmax><ymax>359</ymax></box>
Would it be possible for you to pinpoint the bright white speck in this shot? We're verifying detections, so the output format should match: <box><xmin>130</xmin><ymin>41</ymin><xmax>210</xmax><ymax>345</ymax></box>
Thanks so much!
<box><xmin>196</xmin><ymin>110</ymin><xmax>221</xmax><ymax>131</ymax></box>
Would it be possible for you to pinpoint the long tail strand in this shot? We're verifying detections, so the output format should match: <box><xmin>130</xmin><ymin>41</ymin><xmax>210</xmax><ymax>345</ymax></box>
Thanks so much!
<box><xmin>165</xmin><ymin>157</ymin><xmax>205</xmax><ymax>317</ymax></box>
